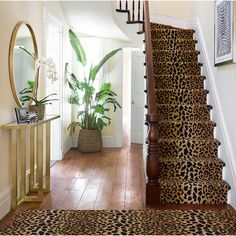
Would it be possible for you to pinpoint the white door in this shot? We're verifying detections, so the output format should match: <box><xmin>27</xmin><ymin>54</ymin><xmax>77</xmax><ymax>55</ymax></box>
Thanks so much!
<box><xmin>45</xmin><ymin>11</ymin><xmax>63</xmax><ymax>160</ymax></box>
<box><xmin>131</xmin><ymin>50</ymin><xmax>145</xmax><ymax>144</ymax></box>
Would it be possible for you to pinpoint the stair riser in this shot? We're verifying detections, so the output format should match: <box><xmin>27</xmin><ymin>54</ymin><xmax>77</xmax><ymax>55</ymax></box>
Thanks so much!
<box><xmin>156</xmin><ymin>90</ymin><xmax>207</xmax><ymax>105</ymax></box>
<box><xmin>158</xmin><ymin>122</ymin><xmax>214</xmax><ymax>139</ymax></box>
<box><xmin>151</xmin><ymin>30</ymin><xmax>194</xmax><ymax>40</ymax></box>
<box><xmin>160</xmin><ymin>181</ymin><xmax>228</xmax><ymax>204</ymax></box>
<box><xmin>153</xmin><ymin>51</ymin><xmax>199</xmax><ymax>63</ymax></box>
<box><xmin>152</xmin><ymin>40</ymin><xmax>196</xmax><ymax>51</ymax></box>
<box><xmin>158</xmin><ymin>140</ymin><xmax>219</xmax><ymax>159</ymax></box>
<box><xmin>155</xmin><ymin>76</ymin><xmax>204</xmax><ymax>90</ymax></box>
<box><xmin>150</xmin><ymin>23</ymin><xmax>175</xmax><ymax>30</ymax></box>
<box><xmin>157</xmin><ymin>105</ymin><xmax>210</xmax><ymax>121</ymax></box>
<box><xmin>154</xmin><ymin>63</ymin><xmax>201</xmax><ymax>76</ymax></box>
<box><xmin>160</xmin><ymin>160</ymin><xmax>223</xmax><ymax>181</ymax></box>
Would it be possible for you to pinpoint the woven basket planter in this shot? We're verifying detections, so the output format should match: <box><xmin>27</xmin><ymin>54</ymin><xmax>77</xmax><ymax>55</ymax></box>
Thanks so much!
<box><xmin>78</xmin><ymin>129</ymin><xmax>102</xmax><ymax>153</ymax></box>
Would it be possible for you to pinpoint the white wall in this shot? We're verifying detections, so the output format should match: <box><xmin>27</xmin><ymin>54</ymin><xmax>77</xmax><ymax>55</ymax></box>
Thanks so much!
<box><xmin>0</xmin><ymin>1</ymin><xmax>71</xmax><ymax>219</ymax></box>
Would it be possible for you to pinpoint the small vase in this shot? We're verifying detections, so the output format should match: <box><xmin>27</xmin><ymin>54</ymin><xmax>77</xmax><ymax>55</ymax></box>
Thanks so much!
<box><xmin>29</xmin><ymin>104</ymin><xmax>45</xmax><ymax>120</ymax></box>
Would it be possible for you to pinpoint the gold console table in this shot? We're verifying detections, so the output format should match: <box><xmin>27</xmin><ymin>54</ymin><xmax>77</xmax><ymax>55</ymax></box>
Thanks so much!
<box><xmin>2</xmin><ymin>115</ymin><xmax>60</xmax><ymax>209</ymax></box>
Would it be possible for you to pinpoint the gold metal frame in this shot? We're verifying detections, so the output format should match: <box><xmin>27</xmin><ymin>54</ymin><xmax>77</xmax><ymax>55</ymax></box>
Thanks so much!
<box><xmin>2</xmin><ymin>115</ymin><xmax>60</xmax><ymax>209</ymax></box>
<box><xmin>8</xmin><ymin>21</ymin><xmax>38</xmax><ymax>107</ymax></box>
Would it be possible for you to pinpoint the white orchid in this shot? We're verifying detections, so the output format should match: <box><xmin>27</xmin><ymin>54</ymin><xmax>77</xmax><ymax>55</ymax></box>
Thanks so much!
<box><xmin>35</xmin><ymin>57</ymin><xmax>58</xmax><ymax>83</ymax></box>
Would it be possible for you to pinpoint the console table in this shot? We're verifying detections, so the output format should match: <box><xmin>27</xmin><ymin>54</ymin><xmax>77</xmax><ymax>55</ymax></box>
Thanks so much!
<box><xmin>2</xmin><ymin>115</ymin><xmax>60</xmax><ymax>209</ymax></box>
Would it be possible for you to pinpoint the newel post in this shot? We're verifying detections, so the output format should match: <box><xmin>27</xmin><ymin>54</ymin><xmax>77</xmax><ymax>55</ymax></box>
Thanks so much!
<box><xmin>146</xmin><ymin>113</ymin><xmax>160</xmax><ymax>204</ymax></box>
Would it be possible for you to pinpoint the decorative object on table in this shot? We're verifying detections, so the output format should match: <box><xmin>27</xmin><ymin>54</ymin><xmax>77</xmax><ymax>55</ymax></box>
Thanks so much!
<box><xmin>22</xmin><ymin>93</ymin><xmax>58</xmax><ymax>120</ymax></box>
<box><xmin>215</xmin><ymin>0</ymin><xmax>233</xmax><ymax>65</ymax></box>
<box><xmin>26</xmin><ymin>111</ymin><xmax>38</xmax><ymax>123</ymax></box>
<box><xmin>66</xmin><ymin>30</ymin><xmax>121</xmax><ymax>152</ymax></box>
<box><xmin>15</xmin><ymin>107</ymin><xmax>29</xmax><ymax>124</ymax></box>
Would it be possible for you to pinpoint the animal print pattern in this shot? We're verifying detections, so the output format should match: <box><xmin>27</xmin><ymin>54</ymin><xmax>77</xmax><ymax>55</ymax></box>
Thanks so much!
<box><xmin>159</xmin><ymin>158</ymin><xmax>223</xmax><ymax>181</ymax></box>
<box><xmin>158</xmin><ymin>121</ymin><xmax>215</xmax><ymax>139</ymax></box>
<box><xmin>153</xmin><ymin>50</ymin><xmax>199</xmax><ymax>63</ymax></box>
<box><xmin>152</xmin><ymin>39</ymin><xmax>197</xmax><ymax>51</ymax></box>
<box><xmin>154</xmin><ymin>62</ymin><xmax>202</xmax><ymax>76</ymax></box>
<box><xmin>151</xmin><ymin>22</ymin><xmax>229</xmax><ymax>204</ymax></box>
<box><xmin>151</xmin><ymin>28</ymin><xmax>195</xmax><ymax>41</ymax></box>
<box><xmin>150</xmin><ymin>22</ymin><xmax>175</xmax><ymax>30</ymax></box>
<box><xmin>1</xmin><ymin>209</ymin><xmax>236</xmax><ymax>235</ymax></box>
<box><xmin>160</xmin><ymin>179</ymin><xmax>229</xmax><ymax>204</ymax></box>
<box><xmin>158</xmin><ymin>138</ymin><xmax>219</xmax><ymax>159</ymax></box>
<box><xmin>157</xmin><ymin>104</ymin><xmax>211</xmax><ymax>121</ymax></box>
<box><xmin>155</xmin><ymin>75</ymin><xmax>204</xmax><ymax>90</ymax></box>
<box><xmin>156</xmin><ymin>89</ymin><xmax>207</xmax><ymax>105</ymax></box>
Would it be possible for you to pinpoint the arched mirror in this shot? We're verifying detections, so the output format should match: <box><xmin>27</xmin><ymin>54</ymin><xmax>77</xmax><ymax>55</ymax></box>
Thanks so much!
<box><xmin>9</xmin><ymin>22</ymin><xmax>38</xmax><ymax>107</ymax></box>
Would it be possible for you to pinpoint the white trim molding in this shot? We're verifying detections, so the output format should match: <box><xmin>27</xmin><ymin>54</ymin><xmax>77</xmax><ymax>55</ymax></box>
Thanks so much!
<box><xmin>0</xmin><ymin>188</ymin><xmax>11</xmax><ymax>220</ymax></box>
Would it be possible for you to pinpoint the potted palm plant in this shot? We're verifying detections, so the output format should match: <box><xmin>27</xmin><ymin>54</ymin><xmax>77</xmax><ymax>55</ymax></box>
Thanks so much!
<box><xmin>67</xmin><ymin>30</ymin><xmax>121</xmax><ymax>152</ymax></box>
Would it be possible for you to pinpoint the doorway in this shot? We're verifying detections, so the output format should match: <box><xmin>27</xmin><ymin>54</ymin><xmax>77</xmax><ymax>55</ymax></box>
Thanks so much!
<box><xmin>45</xmin><ymin>10</ymin><xmax>63</xmax><ymax>161</ymax></box>
<box><xmin>122</xmin><ymin>48</ymin><xmax>145</xmax><ymax>147</ymax></box>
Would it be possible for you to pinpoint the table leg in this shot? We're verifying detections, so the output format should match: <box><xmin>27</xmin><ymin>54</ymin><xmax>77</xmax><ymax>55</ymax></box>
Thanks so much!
<box><xmin>37</xmin><ymin>125</ymin><xmax>43</xmax><ymax>199</ymax></box>
<box><xmin>10</xmin><ymin>130</ymin><xmax>17</xmax><ymax>209</ymax></box>
<box><xmin>30</xmin><ymin>128</ymin><xmax>35</xmax><ymax>192</ymax></box>
<box><xmin>20</xmin><ymin>129</ymin><xmax>26</xmax><ymax>202</ymax></box>
<box><xmin>45</xmin><ymin>123</ymin><xmax>51</xmax><ymax>192</ymax></box>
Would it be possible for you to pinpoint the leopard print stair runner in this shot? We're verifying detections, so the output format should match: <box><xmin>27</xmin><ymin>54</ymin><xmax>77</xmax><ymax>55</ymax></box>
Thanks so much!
<box><xmin>151</xmin><ymin>23</ymin><xmax>230</xmax><ymax>204</ymax></box>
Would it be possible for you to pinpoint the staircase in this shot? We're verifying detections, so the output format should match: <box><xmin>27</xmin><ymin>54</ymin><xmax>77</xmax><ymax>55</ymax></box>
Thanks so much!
<box><xmin>116</xmin><ymin>1</ymin><xmax>230</xmax><ymax>205</ymax></box>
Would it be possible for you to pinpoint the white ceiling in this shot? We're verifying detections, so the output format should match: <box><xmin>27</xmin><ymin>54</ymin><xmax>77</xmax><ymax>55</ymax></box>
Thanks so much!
<box><xmin>60</xmin><ymin>1</ymin><xmax>129</xmax><ymax>40</ymax></box>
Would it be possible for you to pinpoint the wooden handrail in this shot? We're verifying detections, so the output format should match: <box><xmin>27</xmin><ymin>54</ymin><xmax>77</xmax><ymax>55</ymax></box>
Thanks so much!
<box><xmin>143</xmin><ymin>0</ymin><xmax>160</xmax><ymax>204</ymax></box>
<box><xmin>116</xmin><ymin>0</ymin><xmax>160</xmax><ymax>205</ymax></box>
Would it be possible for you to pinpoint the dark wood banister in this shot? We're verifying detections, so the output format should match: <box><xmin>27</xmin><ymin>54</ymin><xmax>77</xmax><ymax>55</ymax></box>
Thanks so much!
<box><xmin>116</xmin><ymin>0</ymin><xmax>160</xmax><ymax>205</ymax></box>
<box><xmin>143</xmin><ymin>0</ymin><xmax>160</xmax><ymax>205</ymax></box>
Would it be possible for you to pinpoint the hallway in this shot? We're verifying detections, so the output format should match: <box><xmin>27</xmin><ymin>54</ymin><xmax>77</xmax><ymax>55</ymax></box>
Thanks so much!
<box><xmin>28</xmin><ymin>145</ymin><xmax>144</xmax><ymax>210</ymax></box>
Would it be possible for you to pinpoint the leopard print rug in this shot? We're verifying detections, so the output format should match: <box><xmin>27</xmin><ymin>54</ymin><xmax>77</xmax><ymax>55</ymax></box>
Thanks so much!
<box><xmin>1</xmin><ymin>209</ymin><xmax>236</xmax><ymax>235</ymax></box>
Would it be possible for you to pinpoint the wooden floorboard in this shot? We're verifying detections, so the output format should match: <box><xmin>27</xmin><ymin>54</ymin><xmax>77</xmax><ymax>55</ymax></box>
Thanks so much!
<box><xmin>0</xmin><ymin>144</ymin><xmax>236</xmax><ymax>228</ymax></box>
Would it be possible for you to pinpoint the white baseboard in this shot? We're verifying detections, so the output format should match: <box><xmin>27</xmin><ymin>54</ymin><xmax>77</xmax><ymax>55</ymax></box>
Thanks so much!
<box><xmin>63</xmin><ymin>137</ymin><xmax>73</xmax><ymax>156</ymax></box>
<box><xmin>0</xmin><ymin>188</ymin><xmax>11</xmax><ymax>220</ymax></box>
<box><xmin>102</xmin><ymin>136</ymin><xmax>115</xmax><ymax>148</ymax></box>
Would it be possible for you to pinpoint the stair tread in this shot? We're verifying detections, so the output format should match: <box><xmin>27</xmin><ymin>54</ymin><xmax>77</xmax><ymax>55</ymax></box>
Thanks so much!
<box><xmin>158</xmin><ymin>138</ymin><xmax>220</xmax><ymax>144</ymax></box>
<box><xmin>159</xmin><ymin>178</ymin><xmax>229</xmax><ymax>186</ymax></box>
<box><xmin>155</xmin><ymin>75</ymin><xmax>205</xmax><ymax>78</ymax></box>
<box><xmin>159</xmin><ymin>156</ymin><xmax>223</xmax><ymax>163</ymax></box>
<box><xmin>157</xmin><ymin>104</ymin><xmax>211</xmax><ymax>108</ymax></box>
<box><xmin>156</xmin><ymin>61</ymin><xmax>202</xmax><ymax>64</ymax></box>
<box><xmin>152</xmin><ymin>39</ymin><xmax>197</xmax><ymax>42</ymax></box>
<box><xmin>159</xmin><ymin>120</ymin><xmax>215</xmax><ymax>125</ymax></box>
<box><xmin>153</xmin><ymin>49</ymin><xmax>199</xmax><ymax>53</ymax></box>
<box><xmin>156</xmin><ymin>89</ymin><xmax>208</xmax><ymax>92</ymax></box>
<box><xmin>151</xmin><ymin>28</ymin><xmax>194</xmax><ymax>32</ymax></box>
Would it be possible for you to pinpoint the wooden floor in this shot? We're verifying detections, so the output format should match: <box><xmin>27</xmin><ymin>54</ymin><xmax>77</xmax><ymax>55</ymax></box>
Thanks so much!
<box><xmin>0</xmin><ymin>144</ymin><xmax>235</xmax><ymax>228</ymax></box>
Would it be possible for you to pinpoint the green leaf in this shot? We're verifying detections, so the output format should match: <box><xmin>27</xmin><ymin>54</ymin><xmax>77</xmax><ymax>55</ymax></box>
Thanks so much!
<box><xmin>101</xmin><ymin>82</ymin><xmax>111</xmax><ymax>91</ymax></box>
<box><xmin>89</xmin><ymin>48</ymin><xmax>121</xmax><ymax>81</ymax></box>
<box><xmin>91</xmin><ymin>104</ymin><xmax>105</xmax><ymax>115</ymax></box>
<box><xmin>69</xmin><ymin>29</ymin><xmax>87</xmax><ymax>66</ymax></box>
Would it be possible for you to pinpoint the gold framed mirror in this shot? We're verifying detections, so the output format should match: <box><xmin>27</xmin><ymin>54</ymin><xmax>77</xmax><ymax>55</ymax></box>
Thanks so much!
<box><xmin>9</xmin><ymin>21</ymin><xmax>38</xmax><ymax>107</ymax></box>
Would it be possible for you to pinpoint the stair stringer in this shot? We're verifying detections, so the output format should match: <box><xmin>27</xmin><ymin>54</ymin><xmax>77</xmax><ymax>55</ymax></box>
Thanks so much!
<box><xmin>150</xmin><ymin>13</ymin><xmax>236</xmax><ymax>208</ymax></box>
